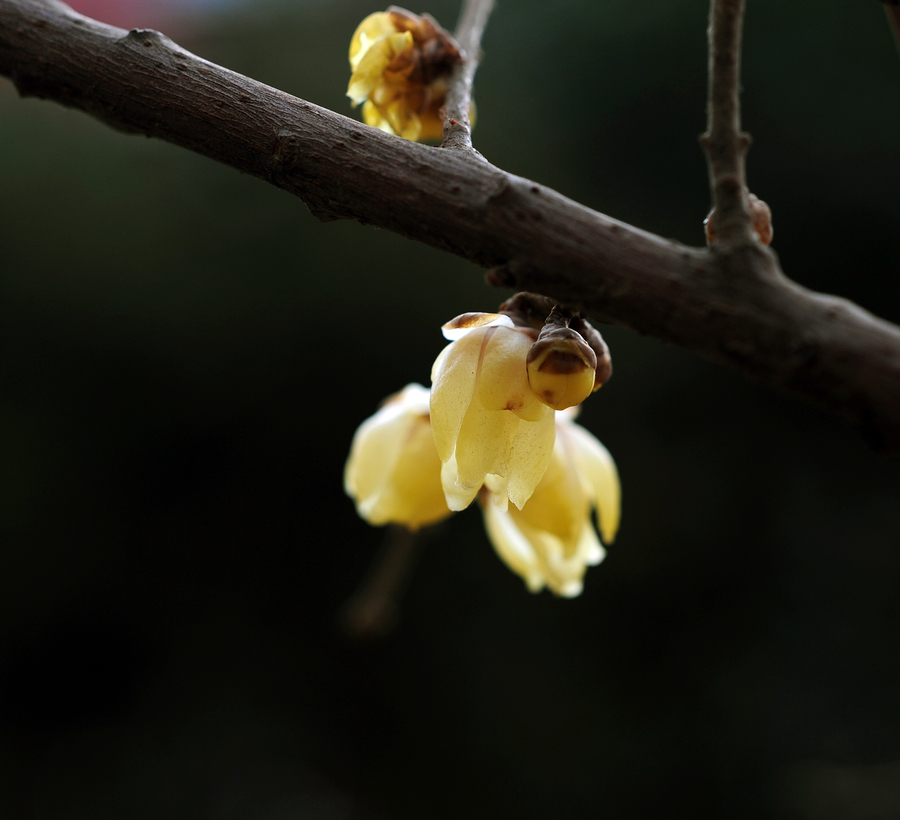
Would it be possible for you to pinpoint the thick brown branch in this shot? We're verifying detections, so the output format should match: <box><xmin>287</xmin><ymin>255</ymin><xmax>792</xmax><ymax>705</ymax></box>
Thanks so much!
<box><xmin>442</xmin><ymin>0</ymin><xmax>494</xmax><ymax>151</ymax></box>
<box><xmin>700</xmin><ymin>0</ymin><xmax>754</xmax><ymax>247</ymax></box>
<box><xmin>2</xmin><ymin>0</ymin><xmax>900</xmax><ymax>450</ymax></box>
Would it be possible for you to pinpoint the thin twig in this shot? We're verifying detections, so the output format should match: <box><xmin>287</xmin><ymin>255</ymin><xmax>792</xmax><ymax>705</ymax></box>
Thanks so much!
<box><xmin>442</xmin><ymin>0</ymin><xmax>495</xmax><ymax>151</ymax></box>
<box><xmin>339</xmin><ymin>526</ymin><xmax>424</xmax><ymax>639</ymax></box>
<box><xmin>699</xmin><ymin>0</ymin><xmax>755</xmax><ymax>247</ymax></box>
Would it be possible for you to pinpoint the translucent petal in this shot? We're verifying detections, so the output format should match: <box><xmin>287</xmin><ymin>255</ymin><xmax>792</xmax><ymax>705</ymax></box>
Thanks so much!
<box><xmin>379</xmin><ymin>416</ymin><xmax>449</xmax><ymax>527</ymax></box>
<box><xmin>502</xmin><ymin>507</ymin><xmax>603</xmax><ymax>597</ymax></box>
<box><xmin>505</xmin><ymin>409</ymin><xmax>555</xmax><ymax>510</ymax></box>
<box><xmin>430</xmin><ymin>341</ymin><xmax>454</xmax><ymax>384</ymax></box>
<box><xmin>345</xmin><ymin>398</ymin><xmax>407</xmax><ymax>499</ymax></box>
<box><xmin>452</xmin><ymin>399</ymin><xmax>510</xmax><ymax>496</ymax></box>
<box><xmin>515</xmin><ymin>436</ymin><xmax>584</xmax><ymax>543</ymax></box>
<box><xmin>483</xmin><ymin>473</ymin><xmax>509</xmax><ymax>512</ymax></box>
<box><xmin>344</xmin><ymin>384</ymin><xmax>451</xmax><ymax>529</ymax></box>
<box><xmin>476</xmin><ymin>328</ymin><xmax>533</xmax><ymax>412</ymax></box>
<box><xmin>561</xmin><ymin>419</ymin><xmax>622</xmax><ymax>544</ymax></box>
<box><xmin>441</xmin><ymin>312</ymin><xmax>512</xmax><ymax>341</ymax></box>
<box><xmin>477</xmin><ymin>410</ymin><xmax>617</xmax><ymax>596</ymax></box>
<box><xmin>429</xmin><ymin>329</ymin><xmax>485</xmax><ymax>463</ymax></box>
<box><xmin>482</xmin><ymin>502</ymin><xmax>546</xmax><ymax>592</ymax></box>
<box><xmin>440</xmin><ymin>457</ymin><xmax>479</xmax><ymax>512</ymax></box>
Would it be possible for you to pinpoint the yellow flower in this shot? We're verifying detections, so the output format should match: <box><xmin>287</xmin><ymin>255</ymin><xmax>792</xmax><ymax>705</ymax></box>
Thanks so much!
<box><xmin>430</xmin><ymin>313</ymin><xmax>556</xmax><ymax>513</ymax></box>
<box><xmin>344</xmin><ymin>383</ymin><xmax>452</xmax><ymax>530</ymax></box>
<box><xmin>481</xmin><ymin>410</ymin><xmax>621</xmax><ymax>597</ymax></box>
<box><xmin>347</xmin><ymin>8</ymin><xmax>463</xmax><ymax>142</ymax></box>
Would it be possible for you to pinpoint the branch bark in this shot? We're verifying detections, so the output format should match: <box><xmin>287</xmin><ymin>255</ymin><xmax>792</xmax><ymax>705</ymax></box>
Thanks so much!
<box><xmin>2</xmin><ymin>0</ymin><xmax>900</xmax><ymax>450</ymax></box>
<box><xmin>700</xmin><ymin>0</ymin><xmax>754</xmax><ymax>248</ymax></box>
<box><xmin>442</xmin><ymin>0</ymin><xmax>494</xmax><ymax>151</ymax></box>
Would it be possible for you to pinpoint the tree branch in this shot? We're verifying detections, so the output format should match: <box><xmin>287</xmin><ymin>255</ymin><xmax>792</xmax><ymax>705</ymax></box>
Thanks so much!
<box><xmin>442</xmin><ymin>0</ymin><xmax>494</xmax><ymax>151</ymax></box>
<box><xmin>2</xmin><ymin>0</ymin><xmax>900</xmax><ymax>450</ymax></box>
<box><xmin>700</xmin><ymin>0</ymin><xmax>754</xmax><ymax>248</ymax></box>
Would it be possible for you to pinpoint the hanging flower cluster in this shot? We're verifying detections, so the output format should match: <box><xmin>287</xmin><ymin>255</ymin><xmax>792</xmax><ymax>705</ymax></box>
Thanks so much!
<box><xmin>344</xmin><ymin>294</ymin><xmax>619</xmax><ymax>597</ymax></box>
<box><xmin>346</xmin><ymin>7</ymin><xmax>464</xmax><ymax>142</ymax></box>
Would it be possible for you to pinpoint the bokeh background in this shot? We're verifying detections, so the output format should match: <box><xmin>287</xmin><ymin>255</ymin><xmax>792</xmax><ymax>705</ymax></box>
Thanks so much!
<box><xmin>2</xmin><ymin>0</ymin><xmax>900</xmax><ymax>817</ymax></box>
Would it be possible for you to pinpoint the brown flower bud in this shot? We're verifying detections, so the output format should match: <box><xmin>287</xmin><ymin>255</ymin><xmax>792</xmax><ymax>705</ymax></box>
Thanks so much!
<box><xmin>527</xmin><ymin>307</ymin><xmax>598</xmax><ymax>411</ymax></box>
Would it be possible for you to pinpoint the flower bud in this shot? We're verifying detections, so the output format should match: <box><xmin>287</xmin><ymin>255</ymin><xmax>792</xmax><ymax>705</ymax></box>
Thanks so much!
<box><xmin>527</xmin><ymin>327</ymin><xmax>597</xmax><ymax>411</ymax></box>
<box><xmin>526</xmin><ymin>306</ymin><xmax>603</xmax><ymax>410</ymax></box>
<box><xmin>347</xmin><ymin>7</ymin><xmax>464</xmax><ymax>142</ymax></box>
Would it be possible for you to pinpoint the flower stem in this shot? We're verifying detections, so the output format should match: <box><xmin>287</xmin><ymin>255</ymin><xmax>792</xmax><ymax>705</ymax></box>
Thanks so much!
<box><xmin>339</xmin><ymin>525</ymin><xmax>424</xmax><ymax>639</ymax></box>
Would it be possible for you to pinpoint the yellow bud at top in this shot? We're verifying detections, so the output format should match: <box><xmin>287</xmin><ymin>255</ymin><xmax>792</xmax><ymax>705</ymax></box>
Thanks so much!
<box><xmin>346</xmin><ymin>7</ymin><xmax>464</xmax><ymax>142</ymax></box>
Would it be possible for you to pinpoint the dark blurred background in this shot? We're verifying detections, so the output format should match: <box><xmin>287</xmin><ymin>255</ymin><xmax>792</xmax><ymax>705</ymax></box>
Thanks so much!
<box><xmin>2</xmin><ymin>0</ymin><xmax>900</xmax><ymax>817</ymax></box>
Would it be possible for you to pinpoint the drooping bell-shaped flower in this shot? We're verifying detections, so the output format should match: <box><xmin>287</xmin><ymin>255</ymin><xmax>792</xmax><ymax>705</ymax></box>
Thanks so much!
<box><xmin>344</xmin><ymin>383</ymin><xmax>452</xmax><ymax>530</ymax></box>
<box><xmin>430</xmin><ymin>313</ymin><xmax>556</xmax><ymax>513</ymax></box>
<box><xmin>347</xmin><ymin>7</ymin><xmax>464</xmax><ymax>142</ymax></box>
<box><xmin>480</xmin><ymin>410</ymin><xmax>621</xmax><ymax>597</ymax></box>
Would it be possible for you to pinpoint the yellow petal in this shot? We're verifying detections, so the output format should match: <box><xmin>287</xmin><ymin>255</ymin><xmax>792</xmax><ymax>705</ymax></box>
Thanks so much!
<box><xmin>482</xmin><ymin>501</ymin><xmax>604</xmax><ymax>597</ymax></box>
<box><xmin>349</xmin><ymin>12</ymin><xmax>399</xmax><ymax>69</ymax></box>
<box><xmin>560</xmin><ymin>418</ymin><xmax>621</xmax><ymax>544</ymax></box>
<box><xmin>504</xmin><ymin>409</ymin><xmax>555</xmax><ymax>510</ymax></box>
<box><xmin>440</xmin><ymin>456</ymin><xmax>479</xmax><ymax>512</ymax></box>
<box><xmin>429</xmin><ymin>329</ymin><xmax>485</xmax><ymax>463</ymax></box>
<box><xmin>515</xmin><ymin>432</ymin><xmax>584</xmax><ymax>542</ymax></box>
<box><xmin>361</xmin><ymin>100</ymin><xmax>392</xmax><ymax>133</ymax></box>
<box><xmin>344</xmin><ymin>384</ymin><xmax>451</xmax><ymax>529</ymax></box>
<box><xmin>481</xmin><ymin>502</ymin><xmax>546</xmax><ymax>593</ymax></box>
<box><xmin>478</xmin><ymin>410</ymin><xmax>617</xmax><ymax>596</ymax></box>
<box><xmin>476</xmin><ymin>327</ymin><xmax>534</xmax><ymax>413</ymax></box>
<box><xmin>453</xmin><ymin>397</ymin><xmax>511</xmax><ymax>493</ymax></box>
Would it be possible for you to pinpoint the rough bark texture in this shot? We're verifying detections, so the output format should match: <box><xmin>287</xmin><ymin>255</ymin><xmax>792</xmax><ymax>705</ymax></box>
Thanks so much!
<box><xmin>2</xmin><ymin>0</ymin><xmax>900</xmax><ymax>450</ymax></box>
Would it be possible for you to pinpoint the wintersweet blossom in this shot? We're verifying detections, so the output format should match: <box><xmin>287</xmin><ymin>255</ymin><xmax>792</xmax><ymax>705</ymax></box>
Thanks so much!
<box><xmin>430</xmin><ymin>313</ymin><xmax>556</xmax><ymax>513</ymax></box>
<box><xmin>344</xmin><ymin>383</ymin><xmax>452</xmax><ymax>530</ymax></box>
<box><xmin>347</xmin><ymin>8</ymin><xmax>463</xmax><ymax>142</ymax></box>
<box><xmin>344</xmin><ymin>296</ymin><xmax>619</xmax><ymax>597</ymax></box>
<box><xmin>481</xmin><ymin>410</ymin><xmax>621</xmax><ymax>597</ymax></box>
